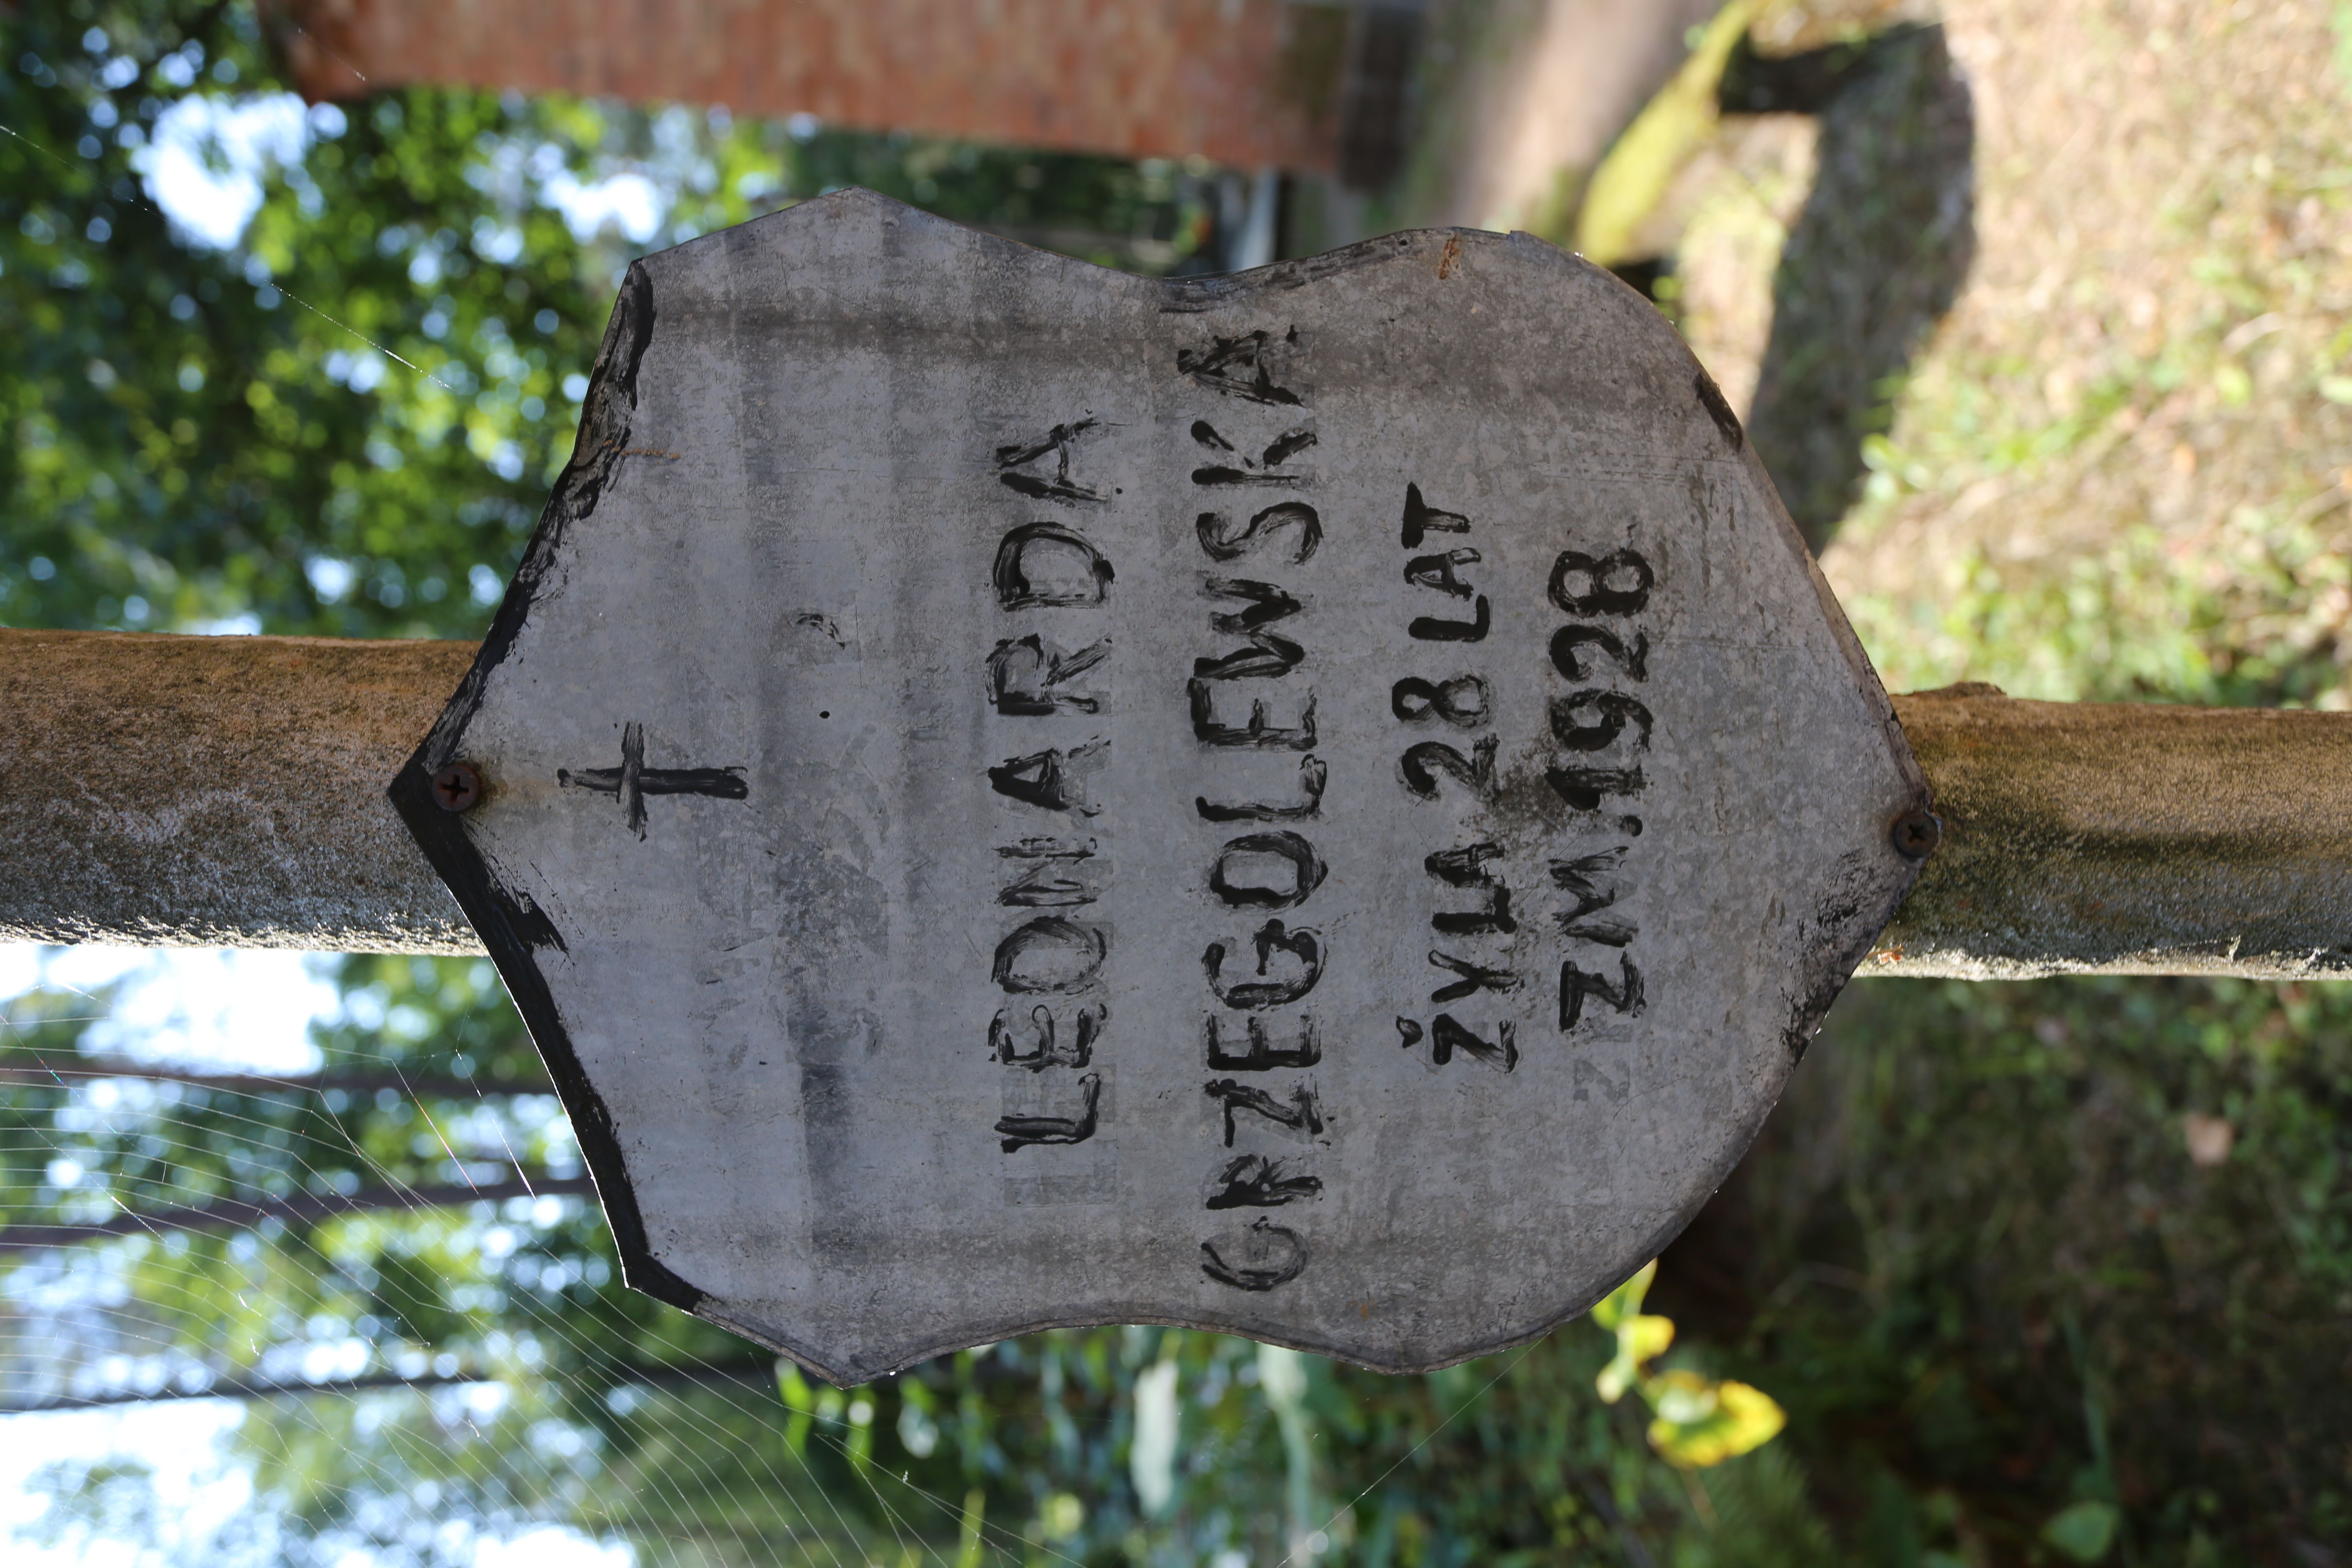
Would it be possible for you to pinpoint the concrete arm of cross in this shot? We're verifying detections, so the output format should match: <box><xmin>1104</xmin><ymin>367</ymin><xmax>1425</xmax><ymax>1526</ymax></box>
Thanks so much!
<box><xmin>8</xmin><ymin>630</ymin><xmax>2351</xmax><ymax>978</ymax></box>
<box><xmin>1866</xmin><ymin>684</ymin><xmax>2352</xmax><ymax>979</ymax></box>
<box><xmin>0</xmin><ymin>628</ymin><xmax>478</xmax><ymax>955</ymax></box>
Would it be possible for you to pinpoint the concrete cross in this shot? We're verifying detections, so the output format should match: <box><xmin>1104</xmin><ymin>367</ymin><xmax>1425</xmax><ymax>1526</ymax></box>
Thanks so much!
<box><xmin>8</xmin><ymin>194</ymin><xmax>2350</xmax><ymax>1382</ymax></box>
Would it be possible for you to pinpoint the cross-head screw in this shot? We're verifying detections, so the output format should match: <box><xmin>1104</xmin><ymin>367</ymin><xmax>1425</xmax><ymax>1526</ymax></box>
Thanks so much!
<box><xmin>1891</xmin><ymin>807</ymin><xmax>1942</xmax><ymax>861</ymax></box>
<box><xmin>431</xmin><ymin>762</ymin><xmax>483</xmax><ymax>813</ymax></box>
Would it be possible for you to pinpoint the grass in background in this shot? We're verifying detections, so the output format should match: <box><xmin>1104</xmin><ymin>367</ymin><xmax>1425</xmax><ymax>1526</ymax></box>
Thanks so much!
<box><xmin>1580</xmin><ymin>2</ymin><xmax>2352</xmax><ymax>1559</ymax></box>
<box><xmin>1820</xmin><ymin>0</ymin><xmax>2352</xmax><ymax>705</ymax></box>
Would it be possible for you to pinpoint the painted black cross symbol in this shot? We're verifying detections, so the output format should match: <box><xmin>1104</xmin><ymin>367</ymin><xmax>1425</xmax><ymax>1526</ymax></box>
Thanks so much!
<box><xmin>559</xmin><ymin>721</ymin><xmax>748</xmax><ymax>840</ymax></box>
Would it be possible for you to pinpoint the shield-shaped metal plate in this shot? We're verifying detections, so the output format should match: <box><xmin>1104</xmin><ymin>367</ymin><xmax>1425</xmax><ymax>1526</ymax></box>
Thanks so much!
<box><xmin>393</xmin><ymin>190</ymin><xmax>1926</xmax><ymax>1383</ymax></box>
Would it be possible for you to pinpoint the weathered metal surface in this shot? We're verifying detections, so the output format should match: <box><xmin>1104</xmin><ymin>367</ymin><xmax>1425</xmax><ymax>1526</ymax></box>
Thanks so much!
<box><xmin>390</xmin><ymin>191</ymin><xmax>1921</xmax><ymax>1381</ymax></box>
<box><xmin>0</xmin><ymin>629</ymin><xmax>476</xmax><ymax>953</ymax></box>
<box><xmin>1871</xmin><ymin>686</ymin><xmax>2352</xmax><ymax>978</ymax></box>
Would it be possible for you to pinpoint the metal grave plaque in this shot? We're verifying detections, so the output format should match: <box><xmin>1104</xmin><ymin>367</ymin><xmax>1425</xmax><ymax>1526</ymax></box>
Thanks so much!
<box><xmin>392</xmin><ymin>190</ymin><xmax>1928</xmax><ymax>1383</ymax></box>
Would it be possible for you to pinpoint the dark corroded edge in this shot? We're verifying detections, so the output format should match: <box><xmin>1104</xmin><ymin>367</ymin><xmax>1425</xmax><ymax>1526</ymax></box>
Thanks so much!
<box><xmin>392</xmin><ymin>192</ymin><xmax>1929</xmax><ymax>1385</ymax></box>
<box><xmin>388</xmin><ymin>259</ymin><xmax>710</xmax><ymax>1322</ymax></box>
<box><xmin>1590</xmin><ymin>279</ymin><xmax>1944</xmax><ymax>1334</ymax></box>
<box><xmin>1693</xmin><ymin>241</ymin><xmax>1928</xmax><ymax>1058</ymax></box>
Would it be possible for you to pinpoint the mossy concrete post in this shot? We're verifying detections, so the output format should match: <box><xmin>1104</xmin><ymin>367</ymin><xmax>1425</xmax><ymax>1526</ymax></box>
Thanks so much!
<box><xmin>11</xmin><ymin>638</ymin><xmax>2349</xmax><ymax>977</ymax></box>
<box><xmin>0</xmin><ymin>628</ymin><xmax>478</xmax><ymax>953</ymax></box>
<box><xmin>1871</xmin><ymin>685</ymin><xmax>2352</xmax><ymax>979</ymax></box>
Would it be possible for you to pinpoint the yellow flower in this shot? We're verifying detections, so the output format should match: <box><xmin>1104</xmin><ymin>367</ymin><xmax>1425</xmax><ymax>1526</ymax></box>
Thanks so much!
<box><xmin>1646</xmin><ymin>1372</ymin><xmax>1787</xmax><ymax>1468</ymax></box>
<box><xmin>1591</xmin><ymin>1261</ymin><xmax>1676</xmax><ymax>1403</ymax></box>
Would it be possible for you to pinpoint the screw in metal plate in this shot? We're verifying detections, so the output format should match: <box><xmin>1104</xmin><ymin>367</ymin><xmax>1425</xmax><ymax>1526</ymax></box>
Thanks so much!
<box><xmin>431</xmin><ymin>762</ymin><xmax>483</xmax><ymax>813</ymax></box>
<box><xmin>1891</xmin><ymin>807</ymin><xmax>1942</xmax><ymax>861</ymax></box>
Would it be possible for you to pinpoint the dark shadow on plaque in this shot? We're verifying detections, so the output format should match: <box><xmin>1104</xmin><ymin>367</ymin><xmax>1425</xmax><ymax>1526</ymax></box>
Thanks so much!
<box><xmin>1728</xmin><ymin>24</ymin><xmax>1976</xmax><ymax>553</ymax></box>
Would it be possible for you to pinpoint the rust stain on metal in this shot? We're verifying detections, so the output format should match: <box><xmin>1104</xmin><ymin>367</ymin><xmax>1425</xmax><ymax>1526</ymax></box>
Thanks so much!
<box><xmin>430</xmin><ymin>762</ymin><xmax>483</xmax><ymax>813</ymax></box>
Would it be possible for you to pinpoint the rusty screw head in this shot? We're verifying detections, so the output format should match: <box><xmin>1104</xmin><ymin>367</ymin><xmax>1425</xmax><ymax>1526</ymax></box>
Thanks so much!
<box><xmin>431</xmin><ymin>762</ymin><xmax>483</xmax><ymax>813</ymax></box>
<box><xmin>1891</xmin><ymin>807</ymin><xmax>1942</xmax><ymax>861</ymax></box>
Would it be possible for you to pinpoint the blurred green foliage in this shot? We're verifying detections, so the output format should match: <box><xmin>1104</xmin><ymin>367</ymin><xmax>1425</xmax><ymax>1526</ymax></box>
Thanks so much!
<box><xmin>1</xmin><ymin>0</ymin><xmax>1217</xmax><ymax>642</ymax></box>
<box><xmin>16</xmin><ymin>950</ymin><xmax>2352</xmax><ymax>1561</ymax></box>
<box><xmin>1655</xmin><ymin>974</ymin><xmax>2352</xmax><ymax>1566</ymax></box>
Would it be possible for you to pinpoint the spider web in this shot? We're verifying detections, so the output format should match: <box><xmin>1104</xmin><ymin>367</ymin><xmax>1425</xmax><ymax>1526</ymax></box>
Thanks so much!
<box><xmin>0</xmin><ymin>946</ymin><xmax>1096</xmax><ymax>1568</ymax></box>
